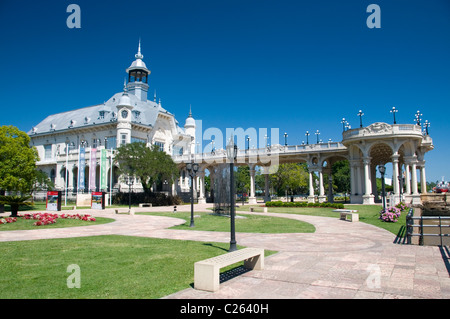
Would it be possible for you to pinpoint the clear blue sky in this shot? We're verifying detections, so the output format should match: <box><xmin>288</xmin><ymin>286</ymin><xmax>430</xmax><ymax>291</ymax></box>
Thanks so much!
<box><xmin>0</xmin><ymin>0</ymin><xmax>449</xmax><ymax>183</ymax></box>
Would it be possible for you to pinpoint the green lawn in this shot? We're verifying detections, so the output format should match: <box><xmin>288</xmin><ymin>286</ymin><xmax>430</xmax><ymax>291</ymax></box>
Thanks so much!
<box><xmin>0</xmin><ymin>235</ymin><xmax>275</xmax><ymax>299</ymax></box>
<box><xmin>236</xmin><ymin>204</ymin><xmax>408</xmax><ymax>237</ymax></box>
<box><xmin>140</xmin><ymin>211</ymin><xmax>316</xmax><ymax>233</ymax></box>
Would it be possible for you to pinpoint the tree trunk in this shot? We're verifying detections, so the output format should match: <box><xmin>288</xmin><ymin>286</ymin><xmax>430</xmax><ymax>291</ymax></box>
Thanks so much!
<box><xmin>10</xmin><ymin>204</ymin><xmax>19</xmax><ymax>217</ymax></box>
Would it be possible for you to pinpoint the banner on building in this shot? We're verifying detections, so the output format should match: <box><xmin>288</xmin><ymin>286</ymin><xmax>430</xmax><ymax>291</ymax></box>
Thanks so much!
<box><xmin>89</xmin><ymin>148</ymin><xmax>97</xmax><ymax>191</ymax></box>
<box><xmin>100</xmin><ymin>149</ymin><xmax>107</xmax><ymax>190</ymax></box>
<box><xmin>78</xmin><ymin>147</ymin><xmax>86</xmax><ymax>191</ymax></box>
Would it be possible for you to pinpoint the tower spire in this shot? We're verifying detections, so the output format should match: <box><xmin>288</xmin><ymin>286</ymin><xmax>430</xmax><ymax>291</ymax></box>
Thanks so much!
<box><xmin>189</xmin><ymin>104</ymin><xmax>192</xmax><ymax>117</ymax></box>
<box><xmin>135</xmin><ymin>38</ymin><xmax>143</xmax><ymax>60</ymax></box>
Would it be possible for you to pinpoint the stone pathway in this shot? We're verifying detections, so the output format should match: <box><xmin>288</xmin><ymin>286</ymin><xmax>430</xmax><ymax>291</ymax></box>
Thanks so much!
<box><xmin>1</xmin><ymin>204</ymin><xmax>449</xmax><ymax>299</ymax></box>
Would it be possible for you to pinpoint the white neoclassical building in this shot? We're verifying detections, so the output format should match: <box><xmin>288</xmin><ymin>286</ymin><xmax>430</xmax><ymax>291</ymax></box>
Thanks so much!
<box><xmin>28</xmin><ymin>42</ymin><xmax>434</xmax><ymax>207</ymax></box>
<box><xmin>29</xmin><ymin>42</ymin><xmax>197</xmax><ymax>200</ymax></box>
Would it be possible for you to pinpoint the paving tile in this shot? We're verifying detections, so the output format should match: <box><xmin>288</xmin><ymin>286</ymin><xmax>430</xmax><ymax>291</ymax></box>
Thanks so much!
<box><xmin>2</xmin><ymin>204</ymin><xmax>450</xmax><ymax>299</ymax></box>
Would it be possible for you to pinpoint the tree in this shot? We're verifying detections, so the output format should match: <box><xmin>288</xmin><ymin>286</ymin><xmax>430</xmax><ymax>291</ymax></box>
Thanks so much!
<box><xmin>270</xmin><ymin>163</ymin><xmax>309</xmax><ymax>196</ymax></box>
<box><xmin>114</xmin><ymin>142</ymin><xmax>179</xmax><ymax>193</ymax></box>
<box><xmin>332</xmin><ymin>160</ymin><xmax>350</xmax><ymax>194</ymax></box>
<box><xmin>0</xmin><ymin>126</ymin><xmax>39</xmax><ymax>216</ymax></box>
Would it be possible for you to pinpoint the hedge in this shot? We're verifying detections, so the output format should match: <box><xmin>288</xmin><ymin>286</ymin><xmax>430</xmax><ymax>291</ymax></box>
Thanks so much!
<box><xmin>265</xmin><ymin>201</ymin><xmax>344</xmax><ymax>209</ymax></box>
<box><xmin>112</xmin><ymin>192</ymin><xmax>182</xmax><ymax>206</ymax></box>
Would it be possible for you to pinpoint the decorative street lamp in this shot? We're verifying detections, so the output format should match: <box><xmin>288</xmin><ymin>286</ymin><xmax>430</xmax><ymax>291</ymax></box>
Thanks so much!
<box><xmin>390</xmin><ymin>107</ymin><xmax>398</xmax><ymax>124</ymax></box>
<box><xmin>357</xmin><ymin>110</ymin><xmax>364</xmax><ymax>128</ymax></box>
<box><xmin>341</xmin><ymin>118</ymin><xmax>346</xmax><ymax>132</ymax></box>
<box><xmin>246</xmin><ymin>136</ymin><xmax>250</xmax><ymax>152</ymax></box>
<box><xmin>378</xmin><ymin>165</ymin><xmax>386</xmax><ymax>211</ymax></box>
<box><xmin>414</xmin><ymin>110</ymin><xmax>422</xmax><ymax>126</ymax></box>
<box><xmin>226</xmin><ymin>137</ymin><xmax>238</xmax><ymax>252</ymax></box>
<box><xmin>424</xmin><ymin>120</ymin><xmax>430</xmax><ymax>135</ymax></box>
<box><xmin>345</xmin><ymin>122</ymin><xmax>351</xmax><ymax>131</ymax></box>
<box><xmin>315</xmin><ymin>130</ymin><xmax>320</xmax><ymax>144</ymax></box>
<box><xmin>186</xmin><ymin>161</ymin><xmax>199</xmax><ymax>227</ymax></box>
<box><xmin>284</xmin><ymin>132</ymin><xmax>288</xmax><ymax>146</ymax></box>
<box><xmin>398</xmin><ymin>175</ymin><xmax>404</xmax><ymax>203</ymax></box>
<box><xmin>125</xmin><ymin>174</ymin><xmax>134</xmax><ymax>210</ymax></box>
<box><xmin>305</xmin><ymin>131</ymin><xmax>310</xmax><ymax>145</ymax></box>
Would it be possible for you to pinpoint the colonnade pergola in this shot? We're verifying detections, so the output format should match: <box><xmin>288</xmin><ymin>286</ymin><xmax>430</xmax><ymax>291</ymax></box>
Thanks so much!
<box><xmin>173</xmin><ymin>122</ymin><xmax>433</xmax><ymax>206</ymax></box>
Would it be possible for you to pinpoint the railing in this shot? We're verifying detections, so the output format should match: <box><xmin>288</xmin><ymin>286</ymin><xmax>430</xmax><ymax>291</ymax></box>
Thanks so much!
<box><xmin>172</xmin><ymin>142</ymin><xmax>347</xmax><ymax>164</ymax></box>
<box><xmin>343</xmin><ymin>123</ymin><xmax>423</xmax><ymax>140</ymax></box>
<box><xmin>406</xmin><ymin>208</ymin><xmax>450</xmax><ymax>246</ymax></box>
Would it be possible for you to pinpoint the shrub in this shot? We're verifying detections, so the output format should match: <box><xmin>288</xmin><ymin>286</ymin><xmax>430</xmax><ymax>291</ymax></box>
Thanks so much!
<box><xmin>265</xmin><ymin>201</ymin><xmax>344</xmax><ymax>209</ymax></box>
<box><xmin>379</xmin><ymin>207</ymin><xmax>401</xmax><ymax>222</ymax></box>
<box><xmin>112</xmin><ymin>192</ymin><xmax>182</xmax><ymax>206</ymax></box>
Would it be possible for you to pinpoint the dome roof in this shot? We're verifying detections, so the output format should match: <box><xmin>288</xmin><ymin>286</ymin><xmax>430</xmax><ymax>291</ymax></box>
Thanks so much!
<box><xmin>126</xmin><ymin>40</ymin><xmax>150</xmax><ymax>73</ymax></box>
<box><xmin>184</xmin><ymin>108</ymin><xmax>195</xmax><ymax>127</ymax></box>
<box><xmin>118</xmin><ymin>82</ymin><xmax>132</xmax><ymax>107</ymax></box>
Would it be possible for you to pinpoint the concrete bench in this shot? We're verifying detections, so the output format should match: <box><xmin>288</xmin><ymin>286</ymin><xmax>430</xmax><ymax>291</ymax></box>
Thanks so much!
<box><xmin>115</xmin><ymin>208</ymin><xmax>135</xmax><ymax>215</ymax></box>
<box><xmin>333</xmin><ymin>209</ymin><xmax>359</xmax><ymax>222</ymax></box>
<box><xmin>139</xmin><ymin>203</ymin><xmax>152</xmax><ymax>207</ymax></box>
<box><xmin>194</xmin><ymin>247</ymin><xmax>264</xmax><ymax>292</ymax></box>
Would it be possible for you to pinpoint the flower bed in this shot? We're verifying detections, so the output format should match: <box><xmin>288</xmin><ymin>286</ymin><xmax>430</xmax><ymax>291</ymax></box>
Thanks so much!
<box><xmin>379</xmin><ymin>207</ymin><xmax>402</xmax><ymax>222</ymax></box>
<box><xmin>21</xmin><ymin>213</ymin><xmax>96</xmax><ymax>226</ymax></box>
<box><xmin>0</xmin><ymin>217</ymin><xmax>18</xmax><ymax>224</ymax></box>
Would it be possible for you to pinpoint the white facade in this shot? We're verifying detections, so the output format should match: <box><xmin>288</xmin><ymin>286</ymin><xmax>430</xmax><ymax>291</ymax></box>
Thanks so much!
<box><xmin>29</xmin><ymin>43</ymin><xmax>195</xmax><ymax>198</ymax></box>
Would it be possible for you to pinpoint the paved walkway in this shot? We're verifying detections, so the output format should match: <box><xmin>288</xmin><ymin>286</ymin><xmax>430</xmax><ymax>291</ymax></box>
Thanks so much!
<box><xmin>1</xmin><ymin>204</ymin><xmax>449</xmax><ymax>299</ymax></box>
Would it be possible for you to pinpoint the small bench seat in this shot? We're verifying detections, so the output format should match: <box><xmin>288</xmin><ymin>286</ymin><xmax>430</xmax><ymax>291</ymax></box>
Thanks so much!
<box><xmin>194</xmin><ymin>247</ymin><xmax>264</xmax><ymax>292</ymax></box>
<box><xmin>333</xmin><ymin>209</ymin><xmax>359</xmax><ymax>222</ymax></box>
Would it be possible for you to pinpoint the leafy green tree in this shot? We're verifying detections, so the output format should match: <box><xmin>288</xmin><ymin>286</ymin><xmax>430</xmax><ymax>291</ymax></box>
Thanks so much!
<box><xmin>0</xmin><ymin>126</ymin><xmax>39</xmax><ymax>193</ymax></box>
<box><xmin>331</xmin><ymin>160</ymin><xmax>350</xmax><ymax>193</ymax></box>
<box><xmin>114</xmin><ymin>142</ymin><xmax>179</xmax><ymax>193</ymax></box>
<box><xmin>270</xmin><ymin>163</ymin><xmax>309</xmax><ymax>196</ymax></box>
<box><xmin>0</xmin><ymin>126</ymin><xmax>39</xmax><ymax>216</ymax></box>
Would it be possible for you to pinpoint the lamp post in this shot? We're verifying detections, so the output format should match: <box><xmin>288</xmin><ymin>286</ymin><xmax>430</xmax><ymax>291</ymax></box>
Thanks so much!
<box><xmin>357</xmin><ymin>110</ymin><xmax>364</xmax><ymax>128</ymax></box>
<box><xmin>315</xmin><ymin>130</ymin><xmax>320</xmax><ymax>144</ymax></box>
<box><xmin>414</xmin><ymin>110</ymin><xmax>422</xmax><ymax>126</ymax></box>
<box><xmin>398</xmin><ymin>175</ymin><xmax>403</xmax><ymax>203</ymax></box>
<box><xmin>226</xmin><ymin>138</ymin><xmax>238</xmax><ymax>252</ymax></box>
<box><xmin>186</xmin><ymin>161</ymin><xmax>199</xmax><ymax>227</ymax></box>
<box><xmin>424</xmin><ymin>120</ymin><xmax>430</xmax><ymax>135</ymax></box>
<box><xmin>341</xmin><ymin>118</ymin><xmax>346</xmax><ymax>132</ymax></box>
<box><xmin>390</xmin><ymin>107</ymin><xmax>398</xmax><ymax>124</ymax></box>
<box><xmin>246</xmin><ymin>136</ymin><xmax>250</xmax><ymax>152</ymax></box>
<box><xmin>378</xmin><ymin>165</ymin><xmax>386</xmax><ymax>211</ymax></box>
<box><xmin>284</xmin><ymin>132</ymin><xmax>288</xmax><ymax>146</ymax></box>
<box><xmin>125</xmin><ymin>174</ymin><xmax>134</xmax><ymax>210</ymax></box>
<box><xmin>305</xmin><ymin>131</ymin><xmax>310</xmax><ymax>145</ymax></box>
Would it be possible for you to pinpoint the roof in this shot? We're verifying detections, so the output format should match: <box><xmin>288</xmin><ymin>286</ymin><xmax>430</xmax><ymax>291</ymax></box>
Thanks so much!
<box><xmin>28</xmin><ymin>91</ymin><xmax>183</xmax><ymax>136</ymax></box>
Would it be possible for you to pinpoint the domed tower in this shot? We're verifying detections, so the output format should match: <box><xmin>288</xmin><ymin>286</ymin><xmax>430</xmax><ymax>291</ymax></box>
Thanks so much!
<box><xmin>116</xmin><ymin>83</ymin><xmax>133</xmax><ymax>147</ymax></box>
<box><xmin>126</xmin><ymin>40</ymin><xmax>150</xmax><ymax>102</ymax></box>
<box><xmin>184</xmin><ymin>106</ymin><xmax>196</xmax><ymax>154</ymax></box>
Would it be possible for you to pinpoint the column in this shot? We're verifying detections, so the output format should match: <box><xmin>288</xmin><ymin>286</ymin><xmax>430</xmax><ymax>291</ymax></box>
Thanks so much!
<box><xmin>405</xmin><ymin>164</ymin><xmax>411</xmax><ymax>195</ymax></box>
<box><xmin>248</xmin><ymin>164</ymin><xmax>257</xmax><ymax>204</ymax></box>
<box><xmin>420</xmin><ymin>165</ymin><xmax>427</xmax><ymax>194</ymax></box>
<box><xmin>318</xmin><ymin>169</ymin><xmax>326</xmax><ymax>203</ymax></box>
<box><xmin>197</xmin><ymin>171</ymin><xmax>206</xmax><ymax>204</ymax></box>
<box><xmin>362</xmin><ymin>157</ymin><xmax>374</xmax><ymax>204</ymax></box>
<box><xmin>308</xmin><ymin>171</ymin><xmax>315</xmax><ymax>203</ymax></box>
<box><xmin>391</xmin><ymin>154</ymin><xmax>400</xmax><ymax>197</ymax></box>
<box><xmin>411</xmin><ymin>161</ymin><xmax>419</xmax><ymax>195</ymax></box>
